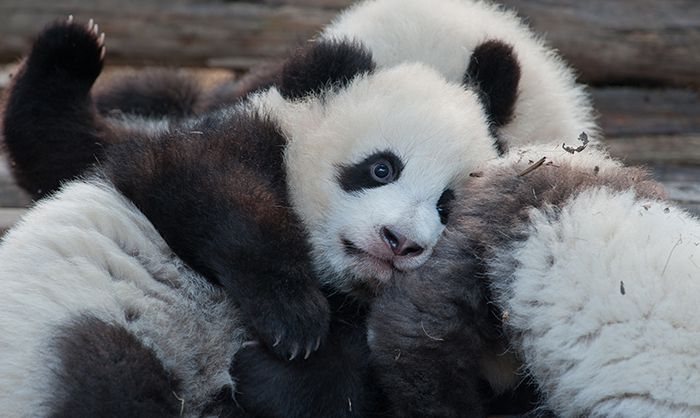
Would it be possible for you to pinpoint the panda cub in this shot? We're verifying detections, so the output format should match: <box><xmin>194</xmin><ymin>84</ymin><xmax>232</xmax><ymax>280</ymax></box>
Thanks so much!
<box><xmin>369</xmin><ymin>143</ymin><xmax>700</xmax><ymax>417</ymax></box>
<box><xmin>0</xmin><ymin>19</ymin><xmax>514</xmax><ymax>416</ymax></box>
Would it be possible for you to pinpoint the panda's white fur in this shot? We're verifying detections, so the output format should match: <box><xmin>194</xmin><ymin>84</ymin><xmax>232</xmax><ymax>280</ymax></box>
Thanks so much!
<box><xmin>0</xmin><ymin>179</ymin><xmax>243</xmax><ymax>417</ymax></box>
<box><xmin>250</xmin><ymin>62</ymin><xmax>499</xmax><ymax>292</ymax></box>
<box><xmin>483</xmin><ymin>145</ymin><xmax>700</xmax><ymax>417</ymax></box>
<box><xmin>321</xmin><ymin>0</ymin><xmax>599</xmax><ymax>148</ymax></box>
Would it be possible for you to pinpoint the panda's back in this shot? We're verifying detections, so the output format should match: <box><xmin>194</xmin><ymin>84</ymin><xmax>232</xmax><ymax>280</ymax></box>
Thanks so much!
<box><xmin>321</xmin><ymin>0</ymin><xmax>598</xmax><ymax>148</ymax></box>
<box><xmin>0</xmin><ymin>178</ymin><xmax>243</xmax><ymax>417</ymax></box>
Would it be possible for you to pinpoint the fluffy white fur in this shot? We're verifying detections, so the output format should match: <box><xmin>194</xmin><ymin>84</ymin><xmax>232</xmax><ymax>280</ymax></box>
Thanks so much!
<box><xmin>0</xmin><ymin>179</ymin><xmax>243</xmax><ymax>418</ymax></box>
<box><xmin>321</xmin><ymin>0</ymin><xmax>599</xmax><ymax>148</ymax></box>
<box><xmin>252</xmin><ymin>63</ymin><xmax>500</xmax><ymax>292</ymax></box>
<box><xmin>489</xmin><ymin>145</ymin><xmax>700</xmax><ymax>417</ymax></box>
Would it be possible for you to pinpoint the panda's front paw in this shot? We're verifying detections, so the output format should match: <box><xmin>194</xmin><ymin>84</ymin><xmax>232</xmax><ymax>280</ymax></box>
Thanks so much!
<box><xmin>26</xmin><ymin>17</ymin><xmax>105</xmax><ymax>87</ymax></box>
<box><xmin>242</xmin><ymin>283</ymin><xmax>330</xmax><ymax>361</ymax></box>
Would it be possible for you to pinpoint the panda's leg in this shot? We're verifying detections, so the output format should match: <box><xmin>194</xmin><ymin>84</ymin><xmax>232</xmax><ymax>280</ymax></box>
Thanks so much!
<box><xmin>232</xmin><ymin>312</ymin><xmax>379</xmax><ymax>418</ymax></box>
<box><xmin>94</xmin><ymin>69</ymin><xmax>202</xmax><ymax>120</ymax></box>
<box><xmin>2</xmin><ymin>18</ymin><xmax>112</xmax><ymax>198</ymax></box>
<box><xmin>47</xmin><ymin>315</ymin><xmax>182</xmax><ymax>418</ymax></box>
<box><xmin>367</xmin><ymin>279</ymin><xmax>492</xmax><ymax>418</ymax></box>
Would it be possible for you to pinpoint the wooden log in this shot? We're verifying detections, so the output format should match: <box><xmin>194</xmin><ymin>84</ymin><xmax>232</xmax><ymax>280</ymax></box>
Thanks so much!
<box><xmin>0</xmin><ymin>207</ymin><xmax>25</xmax><ymax>235</ymax></box>
<box><xmin>604</xmin><ymin>134</ymin><xmax>700</xmax><ymax>166</ymax></box>
<box><xmin>0</xmin><ymin>0</ymin><xmax>699</xmax><ymax>88</ymax></box>
<box><xmin>0</xmin><ymin>0</ymin><xmax>344</xmax><ymax>70</ymax></box>
<box><xmin>499</xmin><ymin>0</ymin><xmax>700</xmax><ymax>88</ymax></box>
<box><xmin>0</xmin><ymin>156</ymin><xmax>31</xmax><ymax>208</ymax></box>
<box><xmin>592</xmin><ymin>87</ymin><xmax>700</xmax><ymax>137</ymax></box>
<box><xmin>650</xmin><ymin>165</ymin><xmax>700</xmax><ymax>215</ymax></box>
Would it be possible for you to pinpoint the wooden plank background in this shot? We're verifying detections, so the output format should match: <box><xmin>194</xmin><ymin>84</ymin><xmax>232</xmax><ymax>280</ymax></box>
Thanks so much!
<box><xmin>1</xmin><ymin>0</ymin><xmax>698</xmax><ymax>88</ymax></box>
<box><xmin>0</xmin><ymin>0</ymin><xmax>699</xmax><ymax>233</ymax></box>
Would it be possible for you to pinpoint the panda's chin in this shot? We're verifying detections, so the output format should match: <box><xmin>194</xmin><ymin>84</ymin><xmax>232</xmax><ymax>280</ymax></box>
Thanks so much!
<box><xmin>340</xmin><ymin>237</ymin><xmax>400</xmax><ymax>284</ymax></box>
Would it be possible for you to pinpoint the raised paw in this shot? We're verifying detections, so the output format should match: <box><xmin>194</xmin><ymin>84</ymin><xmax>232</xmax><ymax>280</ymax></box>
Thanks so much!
<box><xmin>25</xmin><ymin>16</ymin><xmax>106</xmax><ymax>87</ymax></box>
<box><xmin>242</xmin><ymin>284</ymin><xmax>330</xmax><ymax>361</ymax></box>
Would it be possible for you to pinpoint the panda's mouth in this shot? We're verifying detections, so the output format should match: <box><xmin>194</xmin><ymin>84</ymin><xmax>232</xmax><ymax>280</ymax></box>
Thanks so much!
<box><xmin>341</xmin><ymin>238</ymin><xmax>403</xmax><ymax>273</ymax></box>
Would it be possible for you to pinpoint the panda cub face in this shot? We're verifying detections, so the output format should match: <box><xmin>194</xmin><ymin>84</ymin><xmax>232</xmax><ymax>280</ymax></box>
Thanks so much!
<box><xmin>276</xmin><ymin>63</ymin><xmax>500</xmax><ymax>295</ymax></box>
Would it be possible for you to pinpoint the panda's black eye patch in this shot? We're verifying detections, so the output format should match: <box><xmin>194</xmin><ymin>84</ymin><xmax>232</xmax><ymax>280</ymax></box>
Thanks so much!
<box><xmin>436</xmin><ymin>189</ymin><xmax>455</xmax><ymax>224</ymax></box>
<box><xmin>337</xmin><ymin>151</ymin><xmax>404</xmax><ymax>193</ymax></box>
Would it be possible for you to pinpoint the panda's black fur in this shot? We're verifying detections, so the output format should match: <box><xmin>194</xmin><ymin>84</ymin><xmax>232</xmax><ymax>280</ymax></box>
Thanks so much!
<box><xmin>0</xmin><ymin>17</ymin><xmax>527</xmax><ymax>418</ymax></box>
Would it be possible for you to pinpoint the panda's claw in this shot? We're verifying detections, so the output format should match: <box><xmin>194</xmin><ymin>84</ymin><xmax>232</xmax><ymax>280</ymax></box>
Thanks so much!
<box><xmin>98</xmin><ymin>32</ymin><xmax>106</xmax><ymax>47</ymax></box>
<box><xmin>241</xmin><ymin>280</ymin><xmax>329</xmax><ymax>361</ymax></box>
<box><xmin>25</xmin><ymin>17</ymin><xmax>105</xmax><ymax>90</ymax></box>
<box><xmin>288</xmin><ymin>344</ymin><xmax>299</xmax><ymax>361</ymax></box>
<box><xmin>92</xmin><ymin>23</ymin><xmax>99</xmax><ymax>35</ymax></box>
<box><xmin>241</xmin><ymin>340</ymin><xmax>260</xmax><ymax>349</ymax></box>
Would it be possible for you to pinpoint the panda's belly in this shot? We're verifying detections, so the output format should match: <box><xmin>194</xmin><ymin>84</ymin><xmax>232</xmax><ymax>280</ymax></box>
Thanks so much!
<box><xmin>0</xmin><ymin>179</ymin><xmax>244</xmax><ymax>417</ymax></box>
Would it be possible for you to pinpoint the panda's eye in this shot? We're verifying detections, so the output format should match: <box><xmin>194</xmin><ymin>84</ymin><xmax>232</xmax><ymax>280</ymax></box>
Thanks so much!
<box><xmin>337</xmin><ymin>151</ymin><xmax>404</xmax><ymax>193</ymax></box>
<box><xmin>371</xmin><ymin>159</ymin><xmax>394</xmax><ymax>183</ymax></box>
<box><xmin>436</xmin><ymin>189</ymin><xmax>455</xmax><ymax>225</ymax></box>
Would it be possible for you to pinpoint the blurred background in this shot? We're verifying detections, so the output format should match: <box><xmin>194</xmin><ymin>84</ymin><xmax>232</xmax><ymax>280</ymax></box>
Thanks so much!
<box><xmin>0</xmin><ymin>0</ymin><xmax>699</xmax><ymax>233</ymax></box>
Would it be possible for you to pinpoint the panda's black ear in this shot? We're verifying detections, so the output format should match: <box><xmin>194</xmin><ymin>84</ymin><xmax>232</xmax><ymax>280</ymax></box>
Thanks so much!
<box><xmin>278</xmin><ymin>39</ymin><xmax>376</xmax><ymax>100</ymax></box>
<box><xmin>464</xmin><ymin>40</ymin><xmax>521</xmax><ymax>128</ymax></box>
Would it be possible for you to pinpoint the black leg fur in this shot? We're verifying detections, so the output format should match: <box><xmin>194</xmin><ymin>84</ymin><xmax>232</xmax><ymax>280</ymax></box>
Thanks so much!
<box><xmin>205</xmin><ymin>61</ymin><xmax>285</xmax><ymax>111</ymax></box>
<box><xmin>48</xmin><ymin>315</ymin><xmax>181</xmax><ymax>418</ymax></box>
<box><xmin>2</xmin><ymin>19</ymin><xmax>113</xmax><ymax>197</ymax></box>
<box><xmin>103</xmin><ymin>112</ymin><xmax>329</xmax><ymax>362</ymax></box>
<box><xmin>95</xmin><ymin>69</ymin><xmax>202</xmax><ymax>119</ymax></box>
<box><xmin>232</xmin><ymin>293</ymin><xmax>387</xmax><ymax>418</ymax></box>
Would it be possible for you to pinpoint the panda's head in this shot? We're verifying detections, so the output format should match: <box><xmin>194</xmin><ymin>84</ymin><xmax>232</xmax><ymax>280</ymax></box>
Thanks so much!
<box><xmin>256</xmin><ymin>39</ymin><xmax>520</xmax><ymax>296</ymax></box>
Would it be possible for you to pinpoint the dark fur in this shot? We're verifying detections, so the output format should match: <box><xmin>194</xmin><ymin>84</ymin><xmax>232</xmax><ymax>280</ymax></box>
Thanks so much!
<box><xmin>367</xmin><ymin>156</ymin><xmax>666</xmax><ymax>417</ymax></box>
<box><xmin>464</xmin><ymin>40</ymin><xmax>521</xmax><ymax>154</ymax></box>
<box><xmin>2</xmin><ymin>20</ymin><xmax>112</xmax><ymax>197</ymax></box>
<box><xmin>95</xmin><ymin>68</ymin><xmax>201</xmax><ymax>119</ymax></box>
<box><xmin>277</xmin><ymin>40</ymin><xmax>375</xmax><ymax>100</ymax></box>
<box><xmin>1</xmin><ymin>21</ymin><xmax>212</xmax><ymax>199</ymax></box>
<box><xmin>205</xmin><ymin>61</ymin><xmax>286</xmax><ymax>111</ymax></box>
<box><xmin>232</xmin><ymin>291</ymin><xmax>390</xmax><ymax>418</ymax></box>
<box><xmin>367</xmin><ymin>224</ymin><xmax>499</xmax><ymax>418</ymax></box>
<box><xmin>48</xmin><ymin>315</ymin><xmax>181</xmax><ymax>418</ymax></box>
<box><xmin>209</xmin><ymin>39</ymin><xmax>376</xmax><ymax>106</ymax></box>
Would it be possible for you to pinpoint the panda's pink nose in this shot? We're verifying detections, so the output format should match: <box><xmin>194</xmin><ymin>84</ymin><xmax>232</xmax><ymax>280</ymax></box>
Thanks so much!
<box><xmin>381</xmin><ymin>226</ymin><xmax>424</xmax><ymax>257</ymax></box>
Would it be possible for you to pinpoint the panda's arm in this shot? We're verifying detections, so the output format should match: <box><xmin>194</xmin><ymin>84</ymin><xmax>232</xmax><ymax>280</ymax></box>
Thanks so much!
<box><xmin>103</xmin><ymin>116</ymin><xmax>329</xmax><ymax>361</ymax></box>
<box><xmin>2</xmin><ymin>18</ymin><xmax>114</xmax><ymax>198</ymax></box>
